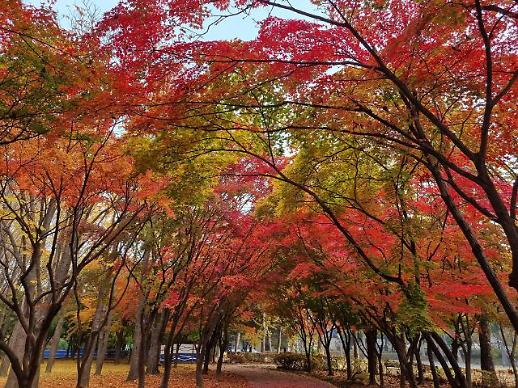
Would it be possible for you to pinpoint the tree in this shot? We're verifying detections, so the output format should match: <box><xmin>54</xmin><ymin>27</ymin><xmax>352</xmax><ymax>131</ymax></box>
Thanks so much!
<box><xmin>108</xmin><ymin>0</ymin><xmax>518</xmax><ymax>329</ymax></box>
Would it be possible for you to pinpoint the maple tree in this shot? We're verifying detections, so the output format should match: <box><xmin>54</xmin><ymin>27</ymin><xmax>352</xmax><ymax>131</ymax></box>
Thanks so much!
<box><xmin>0</xmin><ymin>0</ymin><xmax>516</xmax><ymax>387</ymax></box>
<box><xmin>105</xmin><ymin>0</ymin><xmax>517</xmax><ymax>329</ymax></box>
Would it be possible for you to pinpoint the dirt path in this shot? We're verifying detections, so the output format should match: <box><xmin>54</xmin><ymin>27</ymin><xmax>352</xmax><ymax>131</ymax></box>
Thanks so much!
<box><xmin>224</xmin><ymin>365</ymin><xmax>336</xmax><ymax>387</ymax></box>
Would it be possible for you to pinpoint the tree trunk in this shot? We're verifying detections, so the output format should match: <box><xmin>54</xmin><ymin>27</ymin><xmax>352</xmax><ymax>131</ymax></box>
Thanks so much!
<box><xmin>203</xmin><ymin>328</ymin><xmax>218</xmax><ymax>375</ymax></box>
<box><xmin>196</xmin><ymin>333</ymin><xmax>210</xmax><ymax>388</ymax></box>
<box><xmin>392</xmin><ymin>335</ymin><xmax>417</xmax><ymax>388</ymax></box>
<box><xmin>478</xmin><ymin>315</ymin><xmax>497</xmax><ymax>387</ymax></box>
<box><xmin>77</xmin><ymin>277</ymin><xmax>112</xmax><ymax>388</ymax></box>
<box><xmin>426</xmin><ymin>340</ymin><xmax>441</xmax><ymax>388</ymax></box>
<box><xmin>425</xmin><ymin>333</ymin><xmax>460</xmax><ymax>388</ymax></box>
<box><xmin>277</xmin><ymin>327</ymin><xmax>282</xmax><ymax>353</ymax></box>
<box><xmin>5</xmin><ymin>320</ymin><xmax>41</xmax><ymax>388</ymax></box>
<box><xmin>365</xmin><ymin>329</ymin><xmax>378</xmax><ymax>386</ymax></box>
<box><xmin>45</xmin><ymin>316</ymin><xmax>65</xmax><ymax>373</ymax></box>
<box><xmin>336</xmin><ymin>326</ymin><xmax>352</xmax><ymax>380</ymax></box>
<box><xmin>113</xmin><ymin>328</ymin><xmax>125</xmax><ymax>364</ymax></box>
<box><xmin>173</xmin><ymin>341</ymin><xmax>180</xmax><ymax>368</ymax></box>
<box><xmin>234</xmin><ymin>332</ymin><xmax>240</xmax><ymax>353</ymax></box>
<box><xmin>216</xmin><ymin>325</ymin><xmax>228</xmax><ymax>376</ymax></box>
<box><xmin>126</xmin><ymin>296</ymin><xmax>145</xmax><ymax>381</ymax></box>
<box><xmin>146</xmin><ymin>310</ymin><xmax>166</xmax><ymax>375</ymax></box>
<box><xmin>94</xmin><ymin>311</ymin><xmax>113</xmax><ymax>375</ymax></box>
<box><xmin>429</xmin><ymin>332</ymin><xmax>467</xmax><ymax>388</ymax></box>
<box><xmin>324</xmin><ymin>343</ymin><xmax>333</xmax><ymax>376</ymax></box>
<box><xmin>414</xmin><ymin>341</ymin><xmax>424</xmax><ymax>385</ymax></box>
<box><xmin>159</xmin><ymin>314</ymin><xmax>180</xmax><ymax>388</ymax></box>
<box><xmin>464</xmin><ymin>340</ymin><xmax>472</xmax><ymax>388</ymax></box>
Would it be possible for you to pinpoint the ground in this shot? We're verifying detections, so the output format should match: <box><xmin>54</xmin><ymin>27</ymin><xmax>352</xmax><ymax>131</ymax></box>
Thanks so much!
<box><xmin>0</xmin><ymin>361</ymin><xmax>248</xmax><ymax>387</ymax></box>
<box><xmin>4</xmin><ymin>361</ymin><xmax>512</xmax><ymax>387</ymax></box>
<box><xmin>225</xmin><ymin>364</ymin><xmax>335</xmax><ymax>387</ymax></box>
<box><xmin>0</xmin><ymin>361</ymin><xmax>339</xmax><ymax>387</ymax></box>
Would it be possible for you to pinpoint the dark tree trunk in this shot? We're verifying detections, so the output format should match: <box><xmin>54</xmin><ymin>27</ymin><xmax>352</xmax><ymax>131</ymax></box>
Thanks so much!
<box><xmin>146</xmin><ymin>310</ymin><xmax>167</xmax><ymax>375</ymax></box>
<box><xmin>173</xmin><ymin>341</ymin><xmax>180</xmax><ymax>368</ymax></box>
<box><xmin>77</xmin><ymin>278</ymin><xmax>111</xmax><ymax>388</ymax></box>
<box><xmin>203</xmin><ymin>327</ymin><xmax>219</xmax><ymax>375</ymax></box>
<box><xmin>324</xmin><ymin>343</ymin><xmax>333</xmax><ymax>376</ymax></box>
<box><xmin>429</xmin><ymin>332</ymin><xmax>467</xmax><ymax>388</ymax></box>
<box><xmin>336</xmin><ymin>326</ymin><xmax>352</xmax><ymax>380</ymax></box>
<box><xmin>426</xmin><ymin>340</ymin><xmax>441</xmax><ymax>388</ymax></box>
<box><xmin>159</xmin><ymin>313</ymin><xmax>180</xmax><ymax>388</ymax></box>
<box><xmin>425</xmin><ymin>334</ymin><xmax>460</xmax><ymax>388</ymax></box>
<box><xmin>392</xmin><ymin>335</ymin><xmax>417</xmax><ymax>388</ymax></box>
<box><xmin>414</xmin><ymin>341</ymin><xmax>424</xmax><ymax>385</ymax></box>
<box><xmin>365</xmin><ymin>329</ymin><xmax>378</xmax><ymax>385</ymax></box>
<box><xmin>216</xmin><ymin>324</ymin><xmax>228</xmax><ymax>376</ymax></box>
<box><xmin>113</xmin><ymin>328</ymin><xmax>125</xmax><ymax>364</ymax></box>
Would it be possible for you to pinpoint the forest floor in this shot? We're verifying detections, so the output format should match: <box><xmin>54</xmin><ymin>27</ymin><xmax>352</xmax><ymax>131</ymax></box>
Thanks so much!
<box><xmin>0</xmin><ymin>361</ymin><xmax>248</xmax><ymax>387</ymax></box>
<box><xmin>0</xmin><ymin>361</ymin><xmax>515</xmax><ymax>387</ymax></box>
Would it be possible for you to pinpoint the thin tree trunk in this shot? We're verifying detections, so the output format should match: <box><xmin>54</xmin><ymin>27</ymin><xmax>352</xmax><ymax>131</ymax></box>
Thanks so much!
<box><xmin>426</xmin><ymin>340</ymin><xmax>441</xmax><ymax>388</ymax></box>
<box><xmin>365</xmin><ymin>329</ymin><xmax>378</xmax><ymax>386</ymax></box>
<box><xmin>324</xmin><ymin>343</ymin><xmax>333</xmax><ymax>376</ymax></box>
<box><xmin>216</xmin><ymin>325</ymin><xmax>228</xmax><ymax>376</ymax></box>
<box><xmin>498</xmin><ymin>323</ymin><xmax>517</xmax><ymax>387</ymax></box>
<box><xmin>234</xmin><ymin>332</ymin><xmax>240</xmax><ymax>353</ymax></box>
<box><xmin>173</xmin><ymin>341</ymin><xmax>180</xmax><ymax>368</ymax></box>
<box><xmin>45</xmin><ymin>316</ymin><xmax>65</xmax><ymax>373</ymax></box>
<box><xmin>77</xmin><ymin>277</ymin><xmax>111</xmax><ymax>388</ymax></box>
<box><xmin>478</xmin><ymin>315</ymin><xmax>497</xmax><ymax>387</ymax></box>
<box><xmin>429</xmin><ymin>332</ymin><xmax>467</xmax><ymax>388</ymax></box>
<box><xmin>94</xmin><ymin>311</ymin><xmax>113</xmax><ymax>375</ymax></box>
<box><xmin>425</xmin><ymin>334</ymin><xmax>459</xmax><ymax>388</ymax></box>
<box><xmin>414</xmin><ymin>341</ymin><xmax>424</xmax><ymax>385</ymax></box>
<box><xmin>277</xmin><ymin>327</ymin><xmax>282</xmax><ymax>353</ymax></box>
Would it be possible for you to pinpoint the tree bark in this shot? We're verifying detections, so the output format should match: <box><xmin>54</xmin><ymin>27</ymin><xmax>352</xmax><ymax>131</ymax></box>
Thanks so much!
<box><xmin>94</xmin><ymin>311</ymin><xmax>113</xmax><ymax>375</ymax></box>
<box><xmin>77</xmin><ymin>273</ymin><xmax>112</xmax><ymax>388</ymax></box>
<box><xmin>365</xmin><ymin>329</ymin><xmax>378</xmax><ymax>385</ymax></box>
<box><xmin>216</xmin><ymin>324</ymin><xmax>228</xmax><ymax>376</ymax></box>
<box><xmin>146</xmin><ymin>310</ymin><xmax>166</xmax><ymax>375</ymax></box>
<box><xmin>234</xmin><ymin>332</ymin><xmax>240</xmax><ymax>352</ymax></box>
<box><xmin>45</xmin><ymin>316</ymin><xmax>65</xmax><ymax>373</ymax></box>
<box><xmin>113</xmin><ymin>328</ymin><xmax>125</xmax><ymax>364</ymax></box>
<box><xmin>277</xmin><ymin>327</ymin><xmax>282</xmax><ymax>353</ymax></box>
<box><xmin>478</xmin><ymin>315</ymin><xmax>497</xmax><ymax>387</ymax></box>
<box><xmin>126</xmin><ymin>292</ymin><xmax>146</xmax><ymax>381</ymax></box>
<box><xmin>426</xmin><ymin>340</ymin><xmax>441</xmax><ymax>388</ymax></box>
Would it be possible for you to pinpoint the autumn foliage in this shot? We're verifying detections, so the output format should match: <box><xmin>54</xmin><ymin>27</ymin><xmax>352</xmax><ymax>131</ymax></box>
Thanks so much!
<box><xmin>0</xmin><ymin>1</ymin><xmax>516</xmax><ymax>388</ymax></box>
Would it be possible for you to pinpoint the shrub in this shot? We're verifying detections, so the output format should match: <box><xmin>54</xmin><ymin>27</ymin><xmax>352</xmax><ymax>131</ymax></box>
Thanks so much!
<box><xmin>273</xmin><ymin>352</ymin><xmax>306</xmax><ymax>370</ymax></box>
<box><xmin>310</xmin><ymin>354</ymin><xmax>326</xmax><ymax>371</ymax></box>
<box><xmin>228</xmin><ymin>352</ymin><xmax>273</xmax><ymax>364</ymax></box>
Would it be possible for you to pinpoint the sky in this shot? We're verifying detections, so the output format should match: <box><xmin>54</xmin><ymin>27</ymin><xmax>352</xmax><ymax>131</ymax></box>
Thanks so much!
<box><xmin>24</xmin><ymin>0</ymin><xmax>317</xmax><ymax>41</ymax></box>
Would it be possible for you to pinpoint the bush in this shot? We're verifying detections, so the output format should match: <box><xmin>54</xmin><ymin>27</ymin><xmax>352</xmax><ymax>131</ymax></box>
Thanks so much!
<box><xmin>274</xmin><ymin>352</ymin><xmax>306</xmax><ymax>370</ymax></box>
<box><xmin>310</xmin><ymin>354</ymin><xmax>326</xmax><ymax>371</ymax></box>
<box><xmin>228</xmin><ymin>352</ymin><xmax>273</xmax><ymax>364</ymax></box>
